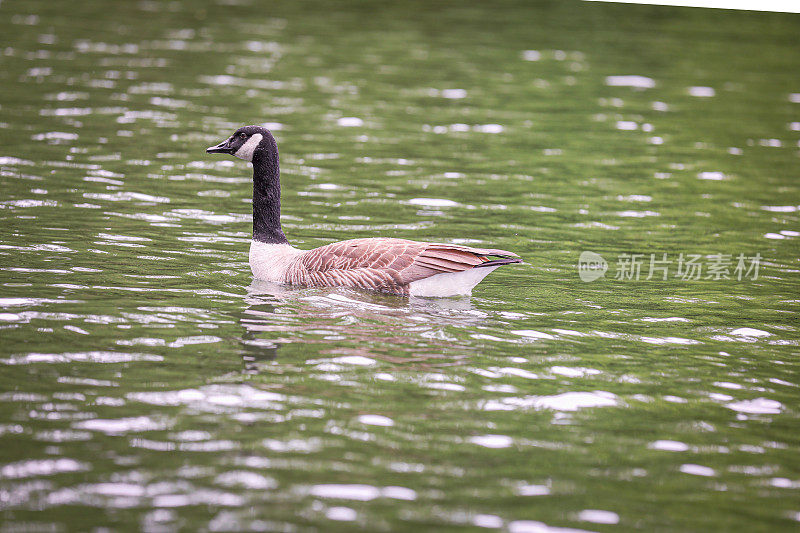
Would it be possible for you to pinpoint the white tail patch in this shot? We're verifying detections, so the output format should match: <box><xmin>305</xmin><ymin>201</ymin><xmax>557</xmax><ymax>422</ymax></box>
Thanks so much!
<box><xmin>234</xmin><ymin>133</ymin><xmax>263</xmax><ymax>162</ymax></box>
<box><xmin>409</xmin><ymin>266</ymin><xmax>499</xmax><ymax>297</ymax></box>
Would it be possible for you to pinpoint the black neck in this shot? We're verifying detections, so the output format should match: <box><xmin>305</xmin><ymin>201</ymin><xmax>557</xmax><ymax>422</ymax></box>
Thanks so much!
<box><xmin>251</xmin><ymin>137</ymin><xmax>288</xmax><ymax>244</ymax></box>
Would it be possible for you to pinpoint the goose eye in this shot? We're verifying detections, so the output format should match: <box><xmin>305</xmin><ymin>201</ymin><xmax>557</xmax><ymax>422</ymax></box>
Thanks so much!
<box><xmin>239</xmin><ymin>132</ymin><xmax>247</xmax><ymax>138</ymax></box>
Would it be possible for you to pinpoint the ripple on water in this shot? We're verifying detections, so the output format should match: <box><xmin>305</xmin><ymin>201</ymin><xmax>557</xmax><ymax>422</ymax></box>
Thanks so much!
<box><xmin>508</xmin><ymin>520</ymin><xmax>594</xmax><ymax>533</ymax></box>
<box><xmin>337</xmin><ymin>117</ymin><xmax>363</xmax><ymax>127</ymax></box>
<box><xmin>488</xmin><ymin>367</ymin><xmax>540</xmax><ymax>380</ymax></box>
<box><xmin>473</xmin><ymin>124</ymin><xmax>504</xmax><ymax>133</ymax></box>
<box><xmin>83</xmin><ymin>191</ymin><xmax>170</xmax><ymax>203</ymax></box>
<box><xmin>551</xmin><ymin>328</ymin><xmax>586</xmax><ymax>336</ymax></box>
<box><xmin>639</xmin><ymin>317</ymin><xmax>689</xmax><ymax>323</ymax></box>
<box><xmin>407</xmin><ymin>198</ymin><xmax>460</xmax><ymax>207</ymax></box>
<box><xmin>726</xmin><ymin>398</ymin><xmax>783</xmax><ymax>415</ymax></box>
<box><xmin>578</xmin><ymin>509</ymin><xmax>620</xmax><ymax>525</ymax></box>
<box><xmin>698</xmin><ymin>171</ymin><xmax>725</xmax><ymax>180</ymax></box>
<box><xmin>550</xmin><ymin>366</ymin><xmax>602</xmax><ymax>378</ymax></box>
<box><xmin>127</xmin><ymin>384</ymin><xmax>285</xmax><ymax>412</ymax></box>
<box><xmin>511</xmin><ymin>330</ymin><xmax>555</xmax><ymax>340</ymax></box>
<box><xmin>357</xmin><ymin>414</ymin><xmax>394</xmax><ymax>427</ymax></box>
<box><xmin>649</xmin><ymin>440</ymin><xmax>690</xmax><ymax>452</ymax></box>
<box><xmin>214</xmin><ymin>471</ymin><xmax>277</xmax><ymax>490</ymax></box>
<box><xmin>326</xmin><ymin>507</ymin><xmax>357</xmax><ymax>521</ymax></box>
<box><xmin>34</xmin><ymin>430</ymin><xmax>92</xmax><ymax>442</ymax></box>
<box><xmin>483</xmin><ymin>391</ymin><xmax>618</xmax><ymax>412</ymax></box>
<box><xmin>73</xmin><ymin>415</ymin><xmax>170</xmax><ymax>435</ymax></box>
<box><xmin>262</xmin><ymin>438</ymin><xmax>321</xmax><ymax>453</ymax></box>
<box><xmin>151</xmin><ymin>490</ymin><xmax>245</xmax><ymax>508</ymax></box>
<box><xmin>167</xmin><ymin>336</ymin><xmax>222</xmax><ymax>348</ymax></box>
<box><xmin>679</xmin><ymin>464</ymin><xmax>716</xmax><ymax>477</ymax></box>
<box><xmin>730</xmin><ymin>327</ymin><xmax>770</xmax><ymax>337</ymax></box>
<box><xmin>0</xmin><ymin>458</ymin><xmax>88</xmax><ymax>479</ymax></box>
<box><xmin>617</xmin><ymin>210</ymin><xmax>660</xmax><ymax>217</ymax></box>
<box><xmin>473</xmin><ymin>514</ymin><xmax>504</xmax><ymax>528</ymax></box>
<box><xmin>422</xmin><ymin>381</ymin><xmax>466</xmax><ymax>392</ymax></box>
<box><xmin>326</xmin><ymin>356</ymin><xmax>377</xmax><ymax>366</ymax></box>
<box><xmin>605</xmin><ymin>75</ymin><xmax>655</xmax><ymax>88</ymax></box>
<box><xmin>0</xmin><ymin>156</ymin><xmax>35</xmax><ymax>165</ymax></box>
<box><xmin>0</xmin><ymin>298</ymin><xmax>83</xmax><ymax>307</ymax></box>
<box><xmin>310</xmin><ymin>484</ymin><xmax>416</xmax><ymax>501</ymax></box>
<box><xmin>639</xmin><ymin>336</ymin><xmax>699</xmax><ymax>345</ymax></box>
<box><xmin>83</xmin><ymin>482</ymin><xmax>145</xmax><ymax>498</ymax></box>
<box><xmin>521</xmin><ymin>50</ymin><xmax>541</xmax><ymax>61</ymax></box>
<box><xmin>517</xmin><ymin>483</ymin><xmax>550</xmax><ymax>496</ymax></box>
<box><xmin>31</xmin><ymin>131</ymin><xmax>78</xmax><ymax>143</ymax></box>
<box><xmin>1</xmin><ymin>352</ymin><xmax>163</xmax><ymax>365</ymax></box>
<box><xmin>468</xmin><ymin>434</ymin><xmax>514</xmax><ymax>448</ymax></box>
<box><xmin>0</xmin><ymin>199</ymin><xmax>60</xmax><ymax>209</ymax></box>
<box><xmin>688</xmin><ymin>86</ymin><xmax>715</xmax><ymax>97</ymax></box>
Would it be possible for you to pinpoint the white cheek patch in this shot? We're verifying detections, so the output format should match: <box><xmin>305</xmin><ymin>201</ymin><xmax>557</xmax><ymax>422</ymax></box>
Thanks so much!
<box><xmin>234</xmin><ymin>133</ymin><xmax>263</xmax><ymax>162</ymax></box>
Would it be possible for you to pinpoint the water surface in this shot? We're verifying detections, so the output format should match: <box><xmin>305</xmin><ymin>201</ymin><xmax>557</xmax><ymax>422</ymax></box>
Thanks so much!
<box><xmin>1</xmin><ymin>1</ymin><xmax>799</xmax><ymax>531</ymax></box>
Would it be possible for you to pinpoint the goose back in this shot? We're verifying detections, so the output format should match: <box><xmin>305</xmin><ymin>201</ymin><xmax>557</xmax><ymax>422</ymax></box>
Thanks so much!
<box><xmin>268</xmin><ymin>238</ymin><xmax>520</xmax><ymax>296</ymax></box>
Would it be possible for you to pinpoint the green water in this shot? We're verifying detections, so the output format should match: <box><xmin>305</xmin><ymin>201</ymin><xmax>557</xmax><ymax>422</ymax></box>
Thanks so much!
<box><xmin>1</xmin><ymin>0</ymin><xmax>799</xmax><ymax>530</ymax></box>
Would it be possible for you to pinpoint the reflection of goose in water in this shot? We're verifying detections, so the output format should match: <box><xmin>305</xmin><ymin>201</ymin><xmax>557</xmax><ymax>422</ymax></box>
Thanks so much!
<box><xmin>238</xmin><ymin>295</ymin><xmax>280</xmax><ymax>372</ymax></box>
<box><xmin>207</xmin><ymin>125</ymin><xmax>521</xmax><ymax>297</ymax></box>
<box><xmin>238</xmin><ymin>280</ymin><xmax>489</xmax><ymax>369</ymax></box>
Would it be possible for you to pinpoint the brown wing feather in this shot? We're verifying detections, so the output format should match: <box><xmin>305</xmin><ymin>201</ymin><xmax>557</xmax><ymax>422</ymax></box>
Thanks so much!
<box><xmin>285</xmin><ymin>238</ymin><xmax>519</xmax><ymax>294</ymax></box>
<box><xmin>425</xmin><ymin>242</ymin><xmax>520</xmax><ymax>258</ymax></box>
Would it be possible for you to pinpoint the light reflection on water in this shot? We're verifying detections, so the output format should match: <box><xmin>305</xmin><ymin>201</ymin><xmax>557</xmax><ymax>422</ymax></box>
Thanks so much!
<box><xmin>1</xmin><ymin>0</ymin><xmax>799</xmax><ymax>530</ymax></box>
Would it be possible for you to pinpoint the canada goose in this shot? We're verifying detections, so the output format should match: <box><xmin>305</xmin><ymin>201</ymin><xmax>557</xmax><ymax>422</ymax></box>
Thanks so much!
<box><xmin>206</xmin><ymin>125</ymin><xmax>521</xmax><ymax>297</ymax></box>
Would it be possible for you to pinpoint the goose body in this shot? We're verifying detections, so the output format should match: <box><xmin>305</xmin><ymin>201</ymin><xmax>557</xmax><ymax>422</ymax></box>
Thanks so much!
<box><xmin>207</xmin><ymin>125</ymin><xmax>521</xmax><ymax>297</ymax></box>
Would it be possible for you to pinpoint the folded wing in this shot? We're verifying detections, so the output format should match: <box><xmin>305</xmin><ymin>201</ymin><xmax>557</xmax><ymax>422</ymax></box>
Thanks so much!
<box><xmin>285</xmin><ymin>238</ymin><xmax>520</xmax><ymax>294</ymax></box>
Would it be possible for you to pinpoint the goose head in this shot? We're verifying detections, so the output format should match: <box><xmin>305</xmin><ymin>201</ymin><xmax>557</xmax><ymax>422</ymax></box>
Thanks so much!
<box><xmin>206</xmin><ymin>125</ymin><xmax>273</xmax><ymax>162</ymax></box>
